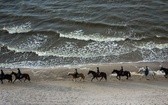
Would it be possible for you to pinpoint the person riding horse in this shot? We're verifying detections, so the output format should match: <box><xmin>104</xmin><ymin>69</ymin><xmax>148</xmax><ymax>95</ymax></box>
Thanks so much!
<box><xmin>120</xmin><ymin>66</ymin><xmax>124</xmax><ymax>75</ymax></box>
<box><xmin>17</xmin><ymin>68</ymin><xmax>23</xmax><ymax>79</ymax></box>
<box><xmin>145</xmin><ymin>66</ymin><xmax>149</xmax><ymax>76</ymax></box>
<box><xmin>1</xmin><ymin>70</ymin><xmax>4</xmax><ymax>78</ymax></box>
<box><xmin>74</xmin><ymin>69</ymin><xmax>79</xmax><ymax>78</ymax></box>
<box><xmin>97</xmin><ymin>67</ymin><xmax>100</xmax><ymax>76</ymax></box>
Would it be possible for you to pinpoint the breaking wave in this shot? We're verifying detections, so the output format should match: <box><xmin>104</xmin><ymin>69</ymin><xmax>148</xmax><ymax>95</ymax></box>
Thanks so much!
<box><xmin>2</xmin><ymin>22</ymin><xmax>32</xmax><ymax>34</ymax></box>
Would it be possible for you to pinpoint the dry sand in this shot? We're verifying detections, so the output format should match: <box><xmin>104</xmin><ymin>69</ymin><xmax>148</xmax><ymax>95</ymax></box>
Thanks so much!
<box><xmin>0</xmin><ymin>62</ymin><xmax>168</xmax><ymax>105</ymax></box>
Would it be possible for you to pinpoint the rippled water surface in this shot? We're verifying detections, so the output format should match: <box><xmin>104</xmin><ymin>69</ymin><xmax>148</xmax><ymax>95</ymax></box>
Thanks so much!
<box><xmin>0</xmin><ymin>0</ymin><xmax>168</xmax><ymax>68</ymax></box>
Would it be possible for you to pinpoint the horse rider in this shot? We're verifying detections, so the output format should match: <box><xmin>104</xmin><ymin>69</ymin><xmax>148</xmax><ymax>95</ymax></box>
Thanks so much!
<box><xmin>97</xmin><ymin>67</ymin><xmax>100</xmax><ymax>76</ymax></box>
<box><xmin>74</xmin><ymin>69</ymin><xmax>79</xmax><ymax>78</ymax></box>
<box><xmin>120</xmin><ymin>66</ymin><xmax>124</xmax><ymax>75</ymax></box>
<box><xmin>145</xmin><ymin>66</ymin><xmax>149</xmax><ymax>76</ymax></box>
<box><xmin>1</xmin><ymin>70</ymin><xmax>4</xmax><ymax>78</ymax></box>
<box><xmin>17</xmin><ymin>68</ymin><xmax>22</xmax><ymax>78</ymax></box>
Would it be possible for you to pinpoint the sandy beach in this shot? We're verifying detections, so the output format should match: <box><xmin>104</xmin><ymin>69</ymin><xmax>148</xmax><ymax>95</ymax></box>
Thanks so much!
<box><xmin>0</xmin><ymin>62</ymin><xmax>168</xmax><ymax>105</ymax></box>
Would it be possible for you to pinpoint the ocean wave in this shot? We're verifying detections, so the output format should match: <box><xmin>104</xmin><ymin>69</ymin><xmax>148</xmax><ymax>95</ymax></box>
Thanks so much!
<box><xmin>2</xmin><ymin>22</ymin><xmax>32</xmax><ymax>34</ymax></box>
<box><xmin>43</xmin><ymin>17</ymin><xmax>127</xmax><ymax>28</ymax></box>
<box><xmin>59</xmin><ymin>30</ymin><xmax>127</xmax><ymax>42</ymax></box>
<box><xmin>1</xmin><ymin>31</ymin><xmax>168</xmax><ymax>59</ymax></box>
<box><xmin>2</xmin><ymin>25</ymin><xmax>167</xmax><ymax>43</ymax></box>
<box><xmin>136</xmin><ymin>42</ymin><xmax>168</xmax><ymax>50</ymax></box>
<box><xmin>2</xmin><ymin>40</ymin><xmax>168</xmax><ymax>59</ymax></box>
<box><xmin>59</xmin><ymin>30</ymin><xmax>168</xmax><ymax>42</ymax></box>
<box><xmin>0</xmin><ymin>41</ymin><xmax>134</xmax><ymax>58</ymax></box>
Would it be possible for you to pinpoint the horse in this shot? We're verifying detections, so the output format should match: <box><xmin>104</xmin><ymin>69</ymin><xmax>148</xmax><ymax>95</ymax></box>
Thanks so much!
<box><xmin>3</xmin><ymin>74</ymin><xmax>13</xmax><ymax>83</ymax></box>
<box><xmin>160</xmin><ymin>67</ymin><xmax>168</xmax><ymax>78</ymax></box>
<box><xmin>87</xmin><ymin>70</ymin><xmax>107</xmax><ymax>82</ymax></box>
<box><xmin>0</xmin><ymin>70</ymin><xmax>12</xmax><ymax>84</ymax></box>
<box><xmin>111</xmin><ymin>69</ymin><xmax>131</xmax><ymax>80</ymax></box>
<box><xmin>67</xmin><ymin>72</ymin><xmax>85</xmax><ymax>82</ymax></box>
<box><xmin>138</xmin><ymin>67</ymin><xmax>156</xmax><ymax>80</ymax></box>
<box><xmin>11</xmin><ymin>71</ymin><xmax>31</xmax><ymax>83</ymax></box>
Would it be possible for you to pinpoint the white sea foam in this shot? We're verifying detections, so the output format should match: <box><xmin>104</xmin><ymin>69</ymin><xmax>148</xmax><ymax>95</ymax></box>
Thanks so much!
<box><xmin>5</xmin><ymin>38</ymin><xmax>168</xmax><ymax>61</ymax></box>
<box><xmin>35</xmin><ymin>41</ymin><xmax>136</xmax><ymax>58</ymax></box>
<box><xmin>137</xmin><ymin>42</ymin><xmax>168</xmax><ymax>50</ymax></box>
<box><xmin>7</xmin><ymin>34</ymin><xmax>48</xmax><ymax>53</ymax></box>
<box><xmin>2</xmin><ymin>28</ymin><xmax>168</xmax><ymax>63</ymax></box>
<box><xmin>136</xmin><ymin>42</ymin><xmax>168</xmax><ymax>62</ymax></box>
<box><xmin>2</xmin><ymin>22</ymin><xmax>32</xmax><ymax>34</ymax></box>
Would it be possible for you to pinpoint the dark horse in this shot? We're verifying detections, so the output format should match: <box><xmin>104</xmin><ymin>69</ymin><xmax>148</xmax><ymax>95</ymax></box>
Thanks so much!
<box><xmin>88</xmin><ymin>70</ymin><xmax>107</xmax><ymax>82</ymax></box>
<box><xmin>0</xmin><ymin>70</ymin><xmax>12</xmax><ymax>84</ymax></box>
<box><xmin>160</xmin><ymin>67</ymin><xmax>168</xmax><ymax>78</ymax></box>
<box><xmin>112</xmin><ymin>69</ymin><xmax>131</xmax><ymax>80</ymax></box>
<box><xmin>11</xmin><ymin>71</ymin><xmax>30</xmax><ymax>83</ymax></box>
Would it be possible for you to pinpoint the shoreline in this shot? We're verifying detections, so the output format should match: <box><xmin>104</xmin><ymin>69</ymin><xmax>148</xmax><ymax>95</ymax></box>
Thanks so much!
<box><xmin>1</xmin><ymin>61</ymin><xmax>167</xmax><ymax>81</ymax></box>
<box><xmin>1</xmin><ymin>61</ymin><xmax>167</xmax><ymax>69</ymax></box>
<box><xmin>0</xmin><ymin>62</ymin><xmax>168</xmax><ymax>105</ymax></box>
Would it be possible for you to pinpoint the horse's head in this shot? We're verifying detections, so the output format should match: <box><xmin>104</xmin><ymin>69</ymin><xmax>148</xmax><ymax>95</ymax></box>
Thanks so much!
<box><xmin>11</xmin><ymin>71</ymin><xmax>16</xmax><ymax>75</ymax></box>
<box><xmin>138</xmin><ymin>67</ymin><xmax>145</xmax><ymax>73</ymax></box>
<box><xmin>67</xmin><ymin>72</ymin><xmax>74</xmax><ymax>76</ymax></box>
<box><xmin>88</xmin><ymin>70</ymin><xmax>91</xmax><ymax>75</ymax></box>
<box><xmin>112</xmin><ymin>69</ymin><xmax>118</xmax><ymax>74</ymax></box>
<box><xmin>111</xmin><ymin>69</ymin><xmax>119</xmax><ymax>74</ymax></box>
<box><xmin>160</xmin><ymin>67</ymin><xmax>164</xmax><ymax>71</ymax></box>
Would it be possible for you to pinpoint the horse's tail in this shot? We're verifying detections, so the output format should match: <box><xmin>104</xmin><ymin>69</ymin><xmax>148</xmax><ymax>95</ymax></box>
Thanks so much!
<box><xmin>80</xmin><ymin>73</ymin><xmax>85</xmax><ymax>80</ymax></box>
<box><xmin>27</xmin><ymin>75</ymin><xmax>31</xmax><ymax>81</ymax></box>
<box><xmin>82</xmin><ymin>74</ymin><xmax>85</xmax><ymax>80</ymax></box>
<box><xmin>104</xmin><ymin>73</ymin><xmax>107</xmax><ymax>81</ymax></box>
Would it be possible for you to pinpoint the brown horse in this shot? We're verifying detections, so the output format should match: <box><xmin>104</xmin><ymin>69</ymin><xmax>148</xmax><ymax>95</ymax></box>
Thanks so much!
<box><xmin>11</xmin><ymin>71</ymin><xmax>30</xmax><ymax>83</ymax></box>
<box><xmin>67</xmin><ymin>72</ymin><xmax>85</xmax><ymax>82</ymax></box>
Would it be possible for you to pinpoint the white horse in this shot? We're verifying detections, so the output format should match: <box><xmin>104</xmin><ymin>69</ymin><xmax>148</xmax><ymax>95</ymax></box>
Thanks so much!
<box><xmin>138</xmin><ymin>67</ymin><xmax>156</xmax><ymax>80</ymax></box>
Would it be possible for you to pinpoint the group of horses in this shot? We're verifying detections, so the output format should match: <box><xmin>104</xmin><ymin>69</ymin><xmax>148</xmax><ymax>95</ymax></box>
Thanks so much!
<box><xmin>68</xmin><ymin>67</ymin><xmax>168</xmax><ymax>82</ymax></box>
<box><xmin>0</xmin><ymin>69</ymin><xmax>30</xmax><ymax>84</ymax></box>
<box><xmin>1</xmin><ymin>66</ymin><xmax>168</xmax><ymax>83</ymax></box>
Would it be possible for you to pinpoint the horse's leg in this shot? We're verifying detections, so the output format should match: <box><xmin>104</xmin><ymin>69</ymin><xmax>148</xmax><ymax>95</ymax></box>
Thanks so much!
<box><xmin>146</xmin><ymin>75</ymin><xmax>149</xmax><ymax>80</ymax></box>
<box><xmin>82</xmin><ymin>77</ymin><xmax>85</xmax><ymax>82</ymax></box>
<box><xmin>91</xmin><ymin>77</ymin><xmax>95</xmax><ymax>82</ymax></box>
<box><xmin>96</xmin><ymin>77</ymin><xmax>99</xmax><ymax>81</ymax></box>
<box><xmin>19</xmin><ymin>79</ymin><xmax>22</xmax><ymax>82</ymax></box>
<box><xmin>126</xmin><ymin>75</ymin><xmax>128</xmax><ymax>79</ymax></box>
<box><xmin>116</xmin><ymin>76</ymin><xmax>119</xmax><ymax>80</ymax></box>
<box><xmin>13</xmin><ymin>79</ymin><xmax>17</xmax><ymax>83</ymax></box>
<box><xmin>100</xmin><ymin>77</ymin><xmax>103</xmax><ymax>81</ymax></box>
<box><xmin>24</xmin><ymin>78</ymin><xmax>26</xmax><ymax>82</ymax></box>
<box><xmin>152</xmin><ymin>74</ymin><xmax>155</xmax><ymax>79</ymax></box>
<box><xmin>79</xmin><ymin>77</ymin><xmax>82</xmax><ymax>81</ymax></box>
<box><xmin>119</xmin><ymin>76</ymin><xmax>121</xmax><ymax>80</ymax></box>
